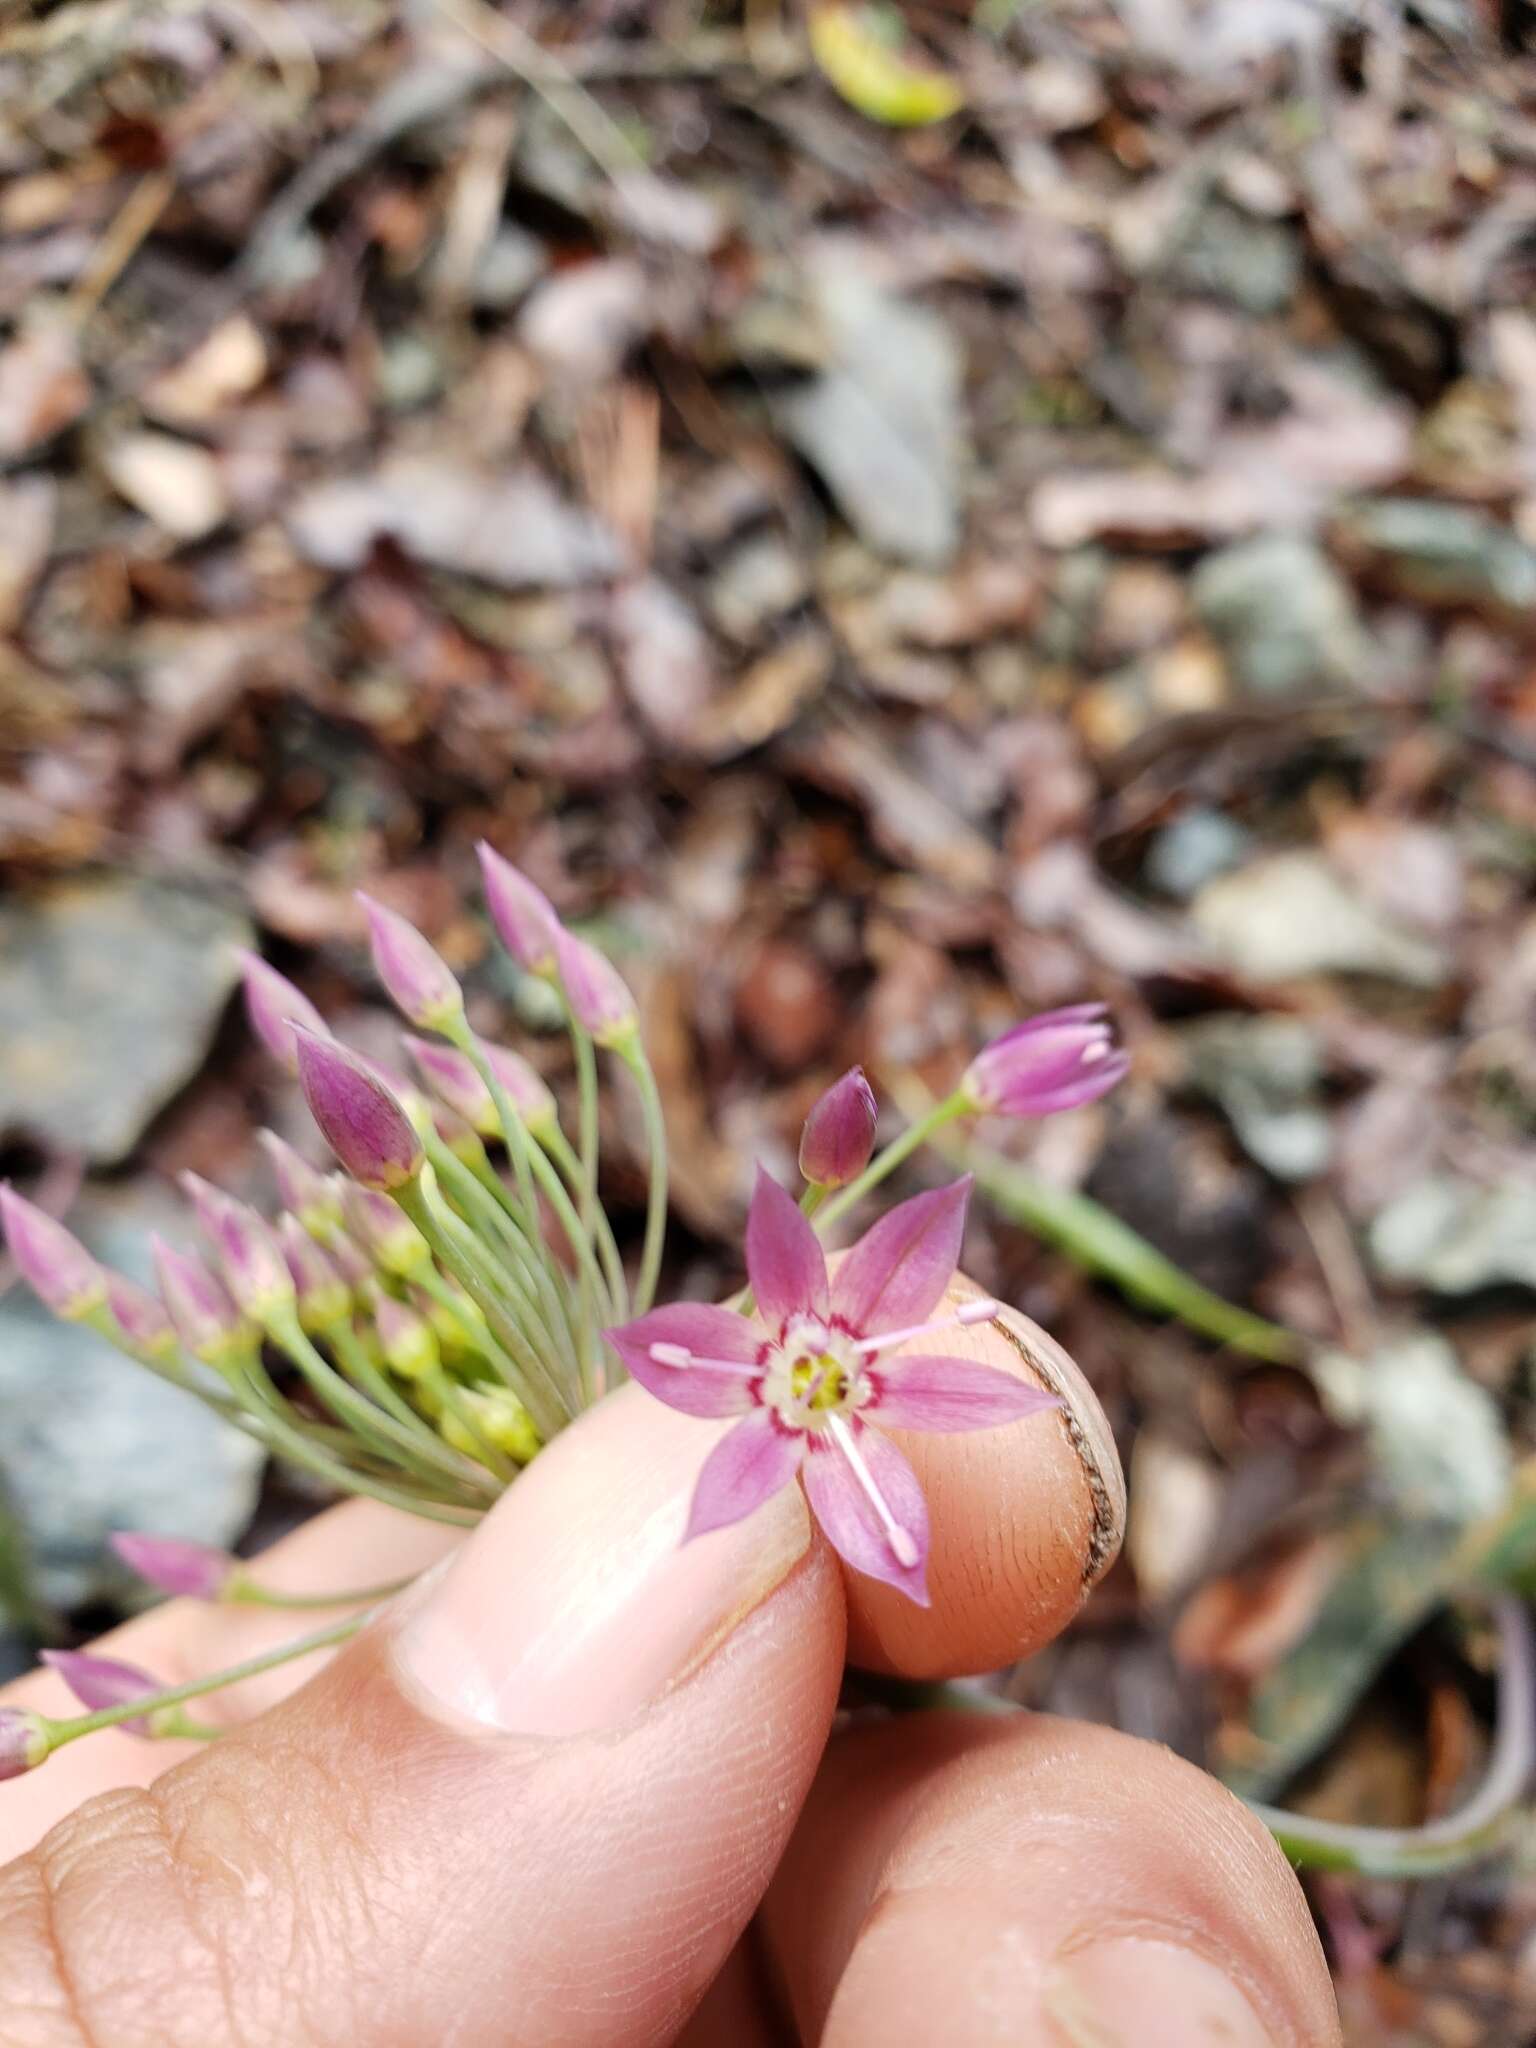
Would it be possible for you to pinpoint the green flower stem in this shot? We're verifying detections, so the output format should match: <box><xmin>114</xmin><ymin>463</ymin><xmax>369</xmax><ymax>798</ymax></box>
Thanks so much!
<box><xmin>812</xmin><ymin>1092</ymin><xmax>969</xmax><ymax>1235</ymax></box>
<box><xmin>570</xmin><ymin>1011</ymin><xmax>601</xmax><ymax>1238</ymax></box>
<box><xmin>330</xmin><ymin>1318</ymin><xmax>452</xmax><ymax>1440</ymax></box>
<box><xmin>620</xmin><ymin>1037</ymin><xmax>669</xmax><ymax>1317</ymax></box>
<box><xmin>427</xmin><ymin>1138</ymin><xmax>577</xmax><ymax>1368</ymax></box>
<box><xmin>268</xmin><ymin>1309</ymin><xmax>492</xmax><ymax>1496</ymax></box>
<box><xmin>798</xmin><ymin>1184</ymin><xmax>829</xmax><ymax>1220</ymax></box>
<box><xmin>222</xmin><ymin>1392</ymin><xmax>480</xmax><ymax>1523</ymax></box>
<box><xmin>543</xmin><ymin>1121</ymin><xmax>627</xmax><ymax>1317</ymax></box>
<box><xmin>929</xmin><ymin>1117</ymin><xmax>1302</xmax><ymax>1365</ymax></box>
<box><xmin>227</xmin><ymin>1573</ymin><xmax>417</xmax><ymax>1611</ymax></box>
<box><xmin>394</xmin><ymin>1177</ymin><xmax>569</xmax><ymax>1441</ymax></box>
<box><xmin>443</xmin><ymin>1017</ymin><xmax>572</xmax><ymax>1347</ymax></box>
<box><xmin>38</xmin><ymin>1612</ymin><xmax>371</xmax><ymax>1755</ymax></box>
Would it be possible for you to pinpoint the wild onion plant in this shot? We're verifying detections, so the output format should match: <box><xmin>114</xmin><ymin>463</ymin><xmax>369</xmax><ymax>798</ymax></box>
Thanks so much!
<box><xmin>0</xmin><ymin>847</ymin><xmax>1126</xmax><ymax>1780</ymax></box>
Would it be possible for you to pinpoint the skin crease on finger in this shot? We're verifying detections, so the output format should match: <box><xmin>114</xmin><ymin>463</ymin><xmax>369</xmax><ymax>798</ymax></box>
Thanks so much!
<box><xmin>760</xmin><ymin>1714</ymin><xmax>1343</xmax><ymax>2048</ymax></box>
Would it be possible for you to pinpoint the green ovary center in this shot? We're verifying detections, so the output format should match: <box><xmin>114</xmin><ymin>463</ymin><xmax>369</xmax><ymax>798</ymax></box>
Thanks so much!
<box><xmin>790</xmin><ymin>1351</ymin><xmax>850</xmax><ymax>1411</ymax></box>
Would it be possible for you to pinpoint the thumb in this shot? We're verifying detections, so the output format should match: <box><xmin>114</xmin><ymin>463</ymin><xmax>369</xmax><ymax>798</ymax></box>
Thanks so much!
<box><xmin>0</xmin><ymin>1388</ymin><xmax>844</xmax><ymax>2048</ymax></box>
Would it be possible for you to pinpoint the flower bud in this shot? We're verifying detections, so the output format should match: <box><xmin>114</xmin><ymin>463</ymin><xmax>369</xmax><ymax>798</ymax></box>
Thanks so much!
<box><xmin>372</xmin><ymin>1292</ymin><xmax>441</xmax><ymax>1381</ymax></box>
<box><xmin>295</xmin><ymin>1029</ymin><xmax>425</xmax><ymax>1192</ymax></box>
<box><xmin>960</xmin><ymin>1005</ymin><xmax>1130</xmax><ymax>1119</ymax></box>
<box><xmin>182</xmin><ymin>1176</ymin><xmax>295</xmax><ymax>1325</ymax></box>
<box><xmin>799</xmin><ymin>1066</ymin><xmax>878</xmax><ymax>1189</ymax></box>
<box><xmin>41</xmin><ymin>1650</ymin><xmax>159</xmax><ymax>1737</ymax></box>
<box><xmin>339</xmin><ymin>1183</ymin><xmax>430</xmax><ymax>1278</ymax></box>
<box><xmin>554</xmin><ymin>927</ymin><xmax>637</xmax><ymax>1049</ymax></box>
<box><xmin>357</xmin><ymin>894</ymin><xmax>465</xmax><ymax>1032</ymax></box>
<box><xmin>439</xmin><ymin>1384</ymin><xmax>539</xmax><ymax>1465</ymax></box>
<box><xmin>237</xmin><ymin>950</ymin><xmax>329</xmax><ymax>1074</ymax></box>
<box><xmin>0</xmin><ymin>1185</ymin><xmax>105</xmax><ymax>1320</ymax></box>
<box><xmin>0</xmin><ymin>1706</ymin><xmax>51</xmax><ymax>1779</ymax></box>
<box><xmin>325</xmin><ymin>1221</ymin><xmax>375</xmax><ymax>1291</ymax></box>
<box><xmin>152</xmin><ymin>1238</ymin><xmax>252</xmax><ymax>1365</ymax></box>
<box><xmin>277</xmin><ymin>1215</ymin><xmax>352</xmax><ymax>1331</ymax></box>
<box><xmin>257</xmin><ymin>1131</ymin><xmax>342</xmax><ymax>1236</ymax></box>
<box><xmin>102</xmin><ymin>1273</ymin><xmax>178</xmax><ymax>1363</ymax></box>
<box><xmin>477</xmin><ymin>842</ymin><xmax>560</xmax><ymax>975</ymax></box>
<box><xmin>110</xmin><ymin>1531</ymin><xmax>235</xmax><ymax>1602</ymax></box>
<box><xmin>405</xmin><ymin>1035</ymin><xmax>557</xmax><ymax>1142</ymax></box>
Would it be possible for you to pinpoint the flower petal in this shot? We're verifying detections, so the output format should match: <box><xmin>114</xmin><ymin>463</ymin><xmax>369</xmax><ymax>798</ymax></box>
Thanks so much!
<box><xmin>606</xmin><ymin>1303</ymin><xmax>761</xmax><ymax>1418</ymax></box>
<box><xmin>745</xmin><ymin>1167</ymin><xmax>829</xmax><ymax>1332</ymax></box>
<box><xmin>684</xmin><ymin>1412</ymin><xmax>805</xmax><ymax>1541</ymax></box>
<box><xmin>831</xmin><ymin>1177</ymin><xmax>971</xmax><ymax>1337</ymax></box>
<box><xmin>868</xmin><ymin>1353</ymin><xmax>1061</xmax><ymax>1434</ymax></box>
<box><xmin>801</xmin><ymin>1423</ymin><xmax>930</xmax><ymax>1605</ymax></box>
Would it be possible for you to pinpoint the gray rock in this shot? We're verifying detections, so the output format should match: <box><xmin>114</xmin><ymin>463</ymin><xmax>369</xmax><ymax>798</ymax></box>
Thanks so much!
<box><xmin>780</xmin><ymin>266</ymin><xmax>963</xmax><ymax>567</ymax></box>
<box><xmin>1192</xmin><ymin>850</ymin><xmax>1446</xmax><ymax>987</ymax></box>
<box><xmin>0</xmin><ymin>876</ymin><xmax>250</xmax><ymax>1165</ymax></box>
<box><xmin>1193</xmin><ymin>534</ymin><xmax>1367</xmax><ymax>698</ymax></box>
<box><xmin>1181</xmin><ymin>1013</ymin><xmax>1332</xmax><ymax>1181</ymax></box>
<box><xmin>1370</xmin><ymin>1175</ymin><xmax>1536</xmax><ymax>1293</ymax></box>
<box><xmin>1145</xmin><ymin>808</ymin><xmax>1252</xmax><ymax>898</ymax></box>
<box><xmin>1343</xmin><ymin>499</ymin><xmax>1536</xmax><ymax>616</ymax></box>
<box><xmin>0</xmin><ymin>1202</ymin><xmax>263</xmax><ymax>1611</ymax></box>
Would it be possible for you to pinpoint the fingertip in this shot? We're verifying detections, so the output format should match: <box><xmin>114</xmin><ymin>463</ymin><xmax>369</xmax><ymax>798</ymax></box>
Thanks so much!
<box><xmin>841</xmin><ymin>1286</ymin><xmax>1124</xmax><ymax>1678</ymax></box>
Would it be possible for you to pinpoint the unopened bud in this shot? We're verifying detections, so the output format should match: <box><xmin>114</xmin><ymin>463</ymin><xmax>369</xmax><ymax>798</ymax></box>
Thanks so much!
<box><xmin>0</xmin><ymin>1706</ymin><xmax>51</xmax><ymax>1778</ymax></box>
<box><xmin>799</xmin><ymin>1066</ymin><xmax>878</xmax><ymax>1189</ymax></box>
<box><xmin>110</xmin><ymin>1531</ymin><xmax>235</xmax><ymax>1602</ymax></box>
<box><xmin>357</xmin><ymin>893</ymin><xmax>465</xmax><ymax>1032</ymax></box>
<box><xmin>295</xmin><ymin>1029</ymin><xmax>425</xmax><ymax>1192</ymax></box>
<box><xmin>439</xmin><ymin>1384</ymin><xmax>540</xmax><ymax>1465</ymax></box>
<box><xmin>257</xmin><ymin>1131</ymin><xmax>342</xmax><ymax>1236</ymax></box>
<box><xmin>373</xmin><ymin>1293</ymin><xmax>441</xmax><ymax>1381</ymax></box>
<box><xmin>477</xmin><ymin>843</ymin><xmax>561</xmax><ymax>975</ymax></box>
<box><xmin>277</xmin><ymin>1215</ymin><xmax>352</xmax><ymax>1331</ymax></box>
<box><xmin>554</xmin><ymin>927</ymin><xmax>637</xmax><ymax>1049</ymax></box>
<box><xmin>102</xmin><ymin>1273</ymin><xmax>178</xmax><ymax>1362</ymax></box>
<box><xmin>152</xmin><ymin>1238</ymin><xmax>252</xmax><ymax>1365</ymax></box>
<box><xmin>0</xmin><ymin>1185</ymin><xmax>104</xmax><ymax>1319</ymax></box>
<box><xmin>340</xmin><ymin>1183</ymin><xmax>430</xmax><ymax>1278</ymax></box>
<box><xmin>961</xmin><ymin>1005</ymin><xmax>1129</xmax><ymax>1119</ymax></box>
<box><xmin>238</xmin><ymin>951</ymin><xmax>329</xmax><ymax>1075</ymax></box>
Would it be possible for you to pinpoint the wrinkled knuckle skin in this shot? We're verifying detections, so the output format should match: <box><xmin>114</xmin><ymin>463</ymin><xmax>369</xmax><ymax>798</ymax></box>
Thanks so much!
<box><xmin>0</xmin><ymin>1746</ymin><xmax>352</xmax><ymax>2048</ymax></box>
<box><xmin>0</xmin><ymin>1783</ymin><xmax>252</xmax><ymax>2048</ymax></box>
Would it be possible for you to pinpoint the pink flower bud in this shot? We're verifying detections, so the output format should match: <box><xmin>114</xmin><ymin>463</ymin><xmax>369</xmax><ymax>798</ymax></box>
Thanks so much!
<box><xmin>404</xmin><ymin>1035</ymin><xmax>496</xmax><ymax>1135</ymax></box>
<box><xmin>372</xmin><ymin>1292</ymin><xmax>441</xmax><ymax>1380</ymax></box>
<box><xmin>961</xmin><ymin>1005</ymin><xmax>1130</xmax><ymax>1119</ymax></box>
<box><xmin>41</xmin><ymin>1650</ymin><xmax>159</xmax><ymax>1736</ymax></box>
<box><xmin>181</xmin><ymin>1177</ymin><xmax>295</xmax><ymax>1323</ymax></box>
<box><xmin>0</xmin><ymin>1706</ymin><xmax>50</xmax><ymax>1779</ymax></box>
<box><xmin>0</xmin><ymin>1186</ymin><xmax>105</xmax><ymax>1319</ymax></box>
<box><xmin>110</xmin><ymin>1531</ymin><xmax>234</xmax><ymax>1601</ymax></box>
<box><xmin>152</xmin><ymin>1238</ymin><xmax>250</xmax><ymax>1363</ymax></box>
<box><xmin>257</xmin><ymin>1131</ymin><xmax>342</xmax><ymax>1234</ymax></box>
<box><xmin>295</xmin><ymin>1029</ymin><xmax>425</xmax><ymax>1192</ymax></box>
<box><xmin>799</xmin><ymin>1066</ymin><xmax>878</xmax><ymax>1188</ymax></box>
<box><xmin>325</xmin><ymin>1222</ymin><xmax>374</xmax><ymax>1291</ymax></box>
<box><xmin>237</xmin><ymin>951</ymin><xmax>329</xmax><ymax>1074</ymax></box>
<box><xmin>477</xmin><ymin>843</ymin><xmax>560</xmax><ymax>975</ymax></box>
<box><xmin>356</xmin><ymin>893</ymin><xmax>465</xmax><ymax>1031</ymax></box>
<box><xmin>277</xmin><ymin>1214</ymin><xmax>353</xmax><ymax>1329</ymax></box>
<box><xmin>404</xmin><ymin>1035</ymin><xmax>556</xmax><ymax>1140</ymax></box>
<box><xmin>339</xmin><ymin>1183</ymin><xmax>430</xmax><ymax>1278</ymax></box>
<box><xmin>554</xmin><ymin>927</ymin><xmax>637</xmax><ymax>1048</ymax></box>
<box><xmin>103</xmin><ymin>1273</ymin><xmax>177</xmax><ymax>1361</ymax></box>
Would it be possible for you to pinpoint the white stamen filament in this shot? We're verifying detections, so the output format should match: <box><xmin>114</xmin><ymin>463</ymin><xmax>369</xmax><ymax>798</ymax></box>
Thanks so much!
<box><xmin>827</xmin><ymin>1415</ymin><xmax>918</xmax><ymax>1568</ymax></box>
<box><xmin>649</xmin><ymin>1342</ymin><xmax>758</xmax><ymax>1378</ymax></box>
<box><xmin>1080</xmin><ymin>1040</ymin><xmax>1109</xmax><ymax>1064</ymax></box>
<box><xmin>855</xmin><ymin>1298</ymin><xmax>1000</xmax><ymax>1359</ymax></box>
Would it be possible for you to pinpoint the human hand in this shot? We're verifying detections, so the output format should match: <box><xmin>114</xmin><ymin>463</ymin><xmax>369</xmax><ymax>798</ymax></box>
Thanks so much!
<box><xmin>0</xmin><ymin>1301</ymin><xmax>1341</xmax><ymax>2045</ymax></box>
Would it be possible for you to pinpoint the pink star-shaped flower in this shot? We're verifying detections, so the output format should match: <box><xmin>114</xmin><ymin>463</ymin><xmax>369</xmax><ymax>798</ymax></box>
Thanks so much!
<box><xmin>607</xmin><ymin>1171</ymin><xmax>1059</xmax><ymax>1605</ymax></box>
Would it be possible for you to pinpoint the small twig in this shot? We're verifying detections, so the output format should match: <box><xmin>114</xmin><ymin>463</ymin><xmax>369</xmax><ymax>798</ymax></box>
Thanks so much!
<box><xmin>66</xmin><ymin>165</ymin><xmax>176</xmax><ymax>327</ymax></box>
<box><xmin>1249</xmin><ymin>1596</ymin><xmax>1535</xmax><ymax>1877</ymax></box>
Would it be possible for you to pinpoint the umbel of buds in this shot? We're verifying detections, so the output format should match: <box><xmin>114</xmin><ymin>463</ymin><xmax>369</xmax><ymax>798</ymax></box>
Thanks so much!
<box><xmin>0</xmin><ymin>846</ymin><xmax>1128</xmax><ymax>1772</ymax></box>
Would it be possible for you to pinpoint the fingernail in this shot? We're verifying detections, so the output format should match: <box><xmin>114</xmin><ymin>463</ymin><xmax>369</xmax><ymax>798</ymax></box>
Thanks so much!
<box><xmin>392</xmin><ymin>1386</ymin><xmax>811</xmax><ymax>1737</ymax></box>
<box><xmin>1047</xmin><ymin>1936</ymin><xmax>1274</xmax><ymax>2047</ymax></box>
